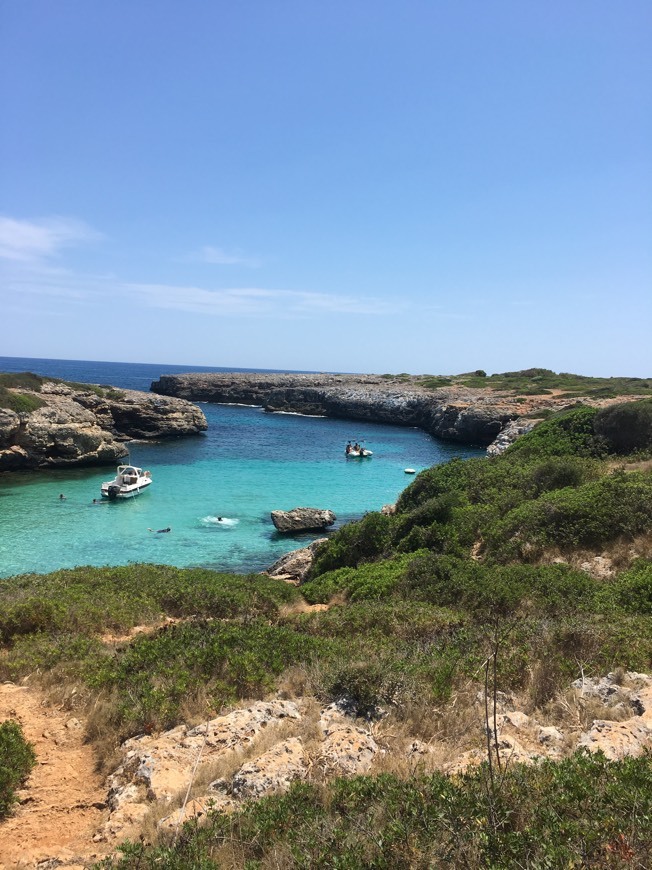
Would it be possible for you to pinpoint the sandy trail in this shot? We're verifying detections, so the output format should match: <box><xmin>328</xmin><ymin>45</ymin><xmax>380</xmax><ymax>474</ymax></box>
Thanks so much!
<box><xmin>0</xmin><ymin>682</ymin><xmax>109</xmax><ymax>869</ymax></box>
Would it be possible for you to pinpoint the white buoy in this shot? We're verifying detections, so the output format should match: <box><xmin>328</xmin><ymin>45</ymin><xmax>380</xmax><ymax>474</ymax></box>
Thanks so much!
<box><xmin>404</xmin><ymin>468</ymin><xmax>416</xmax><ymax>474</ymax></box>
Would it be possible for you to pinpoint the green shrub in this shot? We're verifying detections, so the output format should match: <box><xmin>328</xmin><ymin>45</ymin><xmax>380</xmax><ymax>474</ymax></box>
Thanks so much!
<box><xmin>309</xmin><ymin>512</ymin><xmax>393</xmax><ymax>577</ymax></box>
<box><xmin>0</xmin><ymin>565</ymin><xmax>300</xmax><ymax>642</ymax></box>
<box><xmin>301</xmin><ymin>552</ymin><xmax>420</xmax><ymax>603</ymax></box>
<box><xmin>0</xmin><ymin>372</ymin><xmax>44</xmax><ymax>391</ymax></box>
<box><xmin>606</xmin><ymin>559</ymin><xmax>652</xmax><ymax>615</ymax></box>
<box><xmin>594</xmin><ymin>399</ymin><xmax>652</xmax><ymax>455</ymax></box>
<box><xmin>90</xmin><ymin>619</ymin><xmax>328</xmax><ymax>735</ymax></box>
<box><xmin>488</xmin><ymin>470</ymin><xmax>652</xmax><ymax>559</ymax></box>
<box><xmin>506</xmin><ymin>406</ymin><xmax>606</xmax><ymax>459</ymax></box>
<box><xmin>0</xmin><ymin>386</ymin><xmax>46</xmax><ymax>413</ymax></box>
<box><xmin>99</xmin><ymin>753</ymin><xmax>652</xmax><ymax>868</ymax></box>
<box><xmin>0</xmin><ymin>720</ymin><xmax>36</xmax><ymax>819</ymax></box>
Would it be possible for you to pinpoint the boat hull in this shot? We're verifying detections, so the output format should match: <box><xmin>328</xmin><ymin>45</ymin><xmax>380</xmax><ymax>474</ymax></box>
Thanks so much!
<box><xmin>101</xmin><ymin>480</ymin><xmax>152</xmax><ymax>499</ymax></box>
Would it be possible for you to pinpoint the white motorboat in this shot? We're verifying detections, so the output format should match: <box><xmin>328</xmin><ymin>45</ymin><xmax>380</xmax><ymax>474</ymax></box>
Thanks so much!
<box><xmin>101</xmin><ymin>464</ymin><xmax>152</xmax><ymax>499</ymax></box>
<box><xmin>345</xmin><ymin>442</ymin><xmax>373</xmax><ymax>458</ymax></box>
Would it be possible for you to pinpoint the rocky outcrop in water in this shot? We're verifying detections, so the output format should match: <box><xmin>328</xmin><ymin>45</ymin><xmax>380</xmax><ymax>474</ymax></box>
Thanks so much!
<box><xmin>0</xmin><ymin>381</ymin><xmax>207</xmax><ymax>471</ymax></box>
<box><xmin>271</xmin><ymin>508</ymin><xmax>336</xmax><ymax>533</ymax></box>
<box><xmin>151</xmin><ymin>372</ymin><xmax>534</xmax><ymax>447</ymax></box>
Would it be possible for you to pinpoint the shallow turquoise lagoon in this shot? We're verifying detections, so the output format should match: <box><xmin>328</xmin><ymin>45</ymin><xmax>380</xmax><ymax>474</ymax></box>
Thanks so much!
<box><xmin>0</xmin><ymin>404</ymin><xmax>482</xmax><ymax>579</ymax></box>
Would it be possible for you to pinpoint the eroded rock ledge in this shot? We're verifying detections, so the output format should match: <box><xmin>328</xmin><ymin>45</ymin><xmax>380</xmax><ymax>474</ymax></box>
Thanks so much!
<box><xmin>151</xmin><ymin>372</ymin><xmax>578</xmax><ymax>447</ymax></box>
<box><xmin>0</xmin><ymin>381</ymin><xmax>207</xmax><ymax>471</ymax></box>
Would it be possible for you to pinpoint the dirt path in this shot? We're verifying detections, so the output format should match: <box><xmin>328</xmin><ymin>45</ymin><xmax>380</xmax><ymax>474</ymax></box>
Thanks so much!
<box><xmin>0</xmin><ymin>682</ymin><xmax>110</xmax><ymax>869</ymax></box>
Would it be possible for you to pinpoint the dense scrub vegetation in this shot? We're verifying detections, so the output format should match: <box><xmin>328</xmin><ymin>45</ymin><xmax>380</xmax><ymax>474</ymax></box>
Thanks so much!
<box><xmin>1</xmin><ymin>400</ymin><xmax>651</xmax><ymax>865</ymax></box>
<box><xmin>0</xmin><ymin>720</ymin><xmax>36</xmax><ymax>819</ymax></box>
<box><xmin>422</xmin><ymin>367</ymin><xmax>652</xmax><ymax>397</ymax></box>
<box><xmin>0</xmin><ymin>371</ymin><xmax>124</xmax><ymax>412</ymax></box>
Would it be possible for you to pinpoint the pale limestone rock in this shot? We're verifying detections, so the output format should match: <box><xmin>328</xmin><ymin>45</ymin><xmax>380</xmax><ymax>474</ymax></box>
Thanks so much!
<box><xmin>538</xmin><ymin>726</ymin><xmax>563</xmax><ymax>745</ymax></box>
<box><xmin>105</xmin><ymin>700</ymin><xmax>302</xmax><ymax>832</ymax></box>
<box><xmin>158</xmin><ymin>796</ymin><xmax>232</xmax><ymax>833</ymax></box>
<box><xmin>578</xmin><ymin>719</ymin><xmax>652</xmax><ymax>760</ymax></box>
<box><xmin>266</xmin><ymin>538</ymin><xmax>328</xmax><ymax>582</ymax></box>
<box><xmin>318</xmin><ymin>705</ymin><xmax>378</xmax><ymax>776</ymax></box>
<box><xmin>501</xmin><ymin>711</ymin><xmax>530</xmax><ymax>729</ymax></box>
<box><xmin>231</xmin><ymin>737</ymin><xmax>307</xmax><ymax>798</ymax></box>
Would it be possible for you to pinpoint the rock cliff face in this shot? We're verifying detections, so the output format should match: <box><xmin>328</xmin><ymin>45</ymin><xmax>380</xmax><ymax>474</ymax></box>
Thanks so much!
<box><xmin>151</xmin><ymin>373</ymin><xmax>533</xmax><ymax>446</ymax></box>
<box><xmin>0</xmin><ymin>381</ymin><xmax>207</xmax><ymax>471</ymax></box>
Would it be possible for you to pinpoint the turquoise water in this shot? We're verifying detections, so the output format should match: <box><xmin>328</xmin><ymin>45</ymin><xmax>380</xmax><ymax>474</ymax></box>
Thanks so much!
<box><xmin>0</xmin><ymin>357</ymin><xmax>483</xmax><ymax>579</ymax></box>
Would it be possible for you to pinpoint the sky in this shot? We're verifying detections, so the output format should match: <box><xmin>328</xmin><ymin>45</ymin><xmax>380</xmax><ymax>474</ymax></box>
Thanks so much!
<box><xmin>1</xmin><ymin>1</ymin><xmax>650</xmax><ymax>377</ymax></box>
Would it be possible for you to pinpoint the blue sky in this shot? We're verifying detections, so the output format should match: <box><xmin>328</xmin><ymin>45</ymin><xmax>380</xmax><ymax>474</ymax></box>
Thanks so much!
<box><xmin>1</xmin><ymin>1</ymin><xmax>650</xmax><ymax>376</ymax></box>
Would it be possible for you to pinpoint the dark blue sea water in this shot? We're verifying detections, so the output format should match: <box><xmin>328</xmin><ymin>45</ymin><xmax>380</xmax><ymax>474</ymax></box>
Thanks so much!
<box><xmin>0</xmin><ymin>357</ymin><xmax>483</xmax><ymax>578</ymax></box>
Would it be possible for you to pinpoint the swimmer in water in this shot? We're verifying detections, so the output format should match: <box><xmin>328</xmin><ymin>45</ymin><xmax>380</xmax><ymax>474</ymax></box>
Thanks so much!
<box><xmin>148</xmin><ymin>527</ymin><xmax>171</xmax><ymax>533</ymax></box>
<box><xmin>59</xmin><ymin>493</ymin><xmax>66</xmax><ymax>500</ymax></box>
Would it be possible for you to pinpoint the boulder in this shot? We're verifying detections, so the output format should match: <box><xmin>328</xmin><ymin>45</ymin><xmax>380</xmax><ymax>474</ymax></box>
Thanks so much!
<box><xmin>271</xmin><ymin>508</ymin><xmax>336</xmax><ymax>533</ymax></box>
<box><xmin>266</xmin><ymin>538</ymin><xmax>328</xmax><ymax>582</ymax></box>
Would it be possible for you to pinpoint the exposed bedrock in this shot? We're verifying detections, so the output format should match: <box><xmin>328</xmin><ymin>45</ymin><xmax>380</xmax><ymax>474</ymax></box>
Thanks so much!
<box><xmin>152</xmin><ymin>373</ymin><xmax>523</xmax><ymax>446</ymax></box>
<box><xmin>0</xmin><ymin>382</ymin><xmax>207</xmax><ymax>471</ymax></box>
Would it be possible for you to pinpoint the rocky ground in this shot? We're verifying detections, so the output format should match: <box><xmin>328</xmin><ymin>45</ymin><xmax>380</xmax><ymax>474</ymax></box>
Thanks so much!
<box><xmin>2</xmin><ymin>668</ymin><xmax>651</xmax><ymax>869</ymax></box>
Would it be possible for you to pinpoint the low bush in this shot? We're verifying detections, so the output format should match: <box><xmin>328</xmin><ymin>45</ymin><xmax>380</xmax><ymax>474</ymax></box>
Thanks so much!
<box><xmin>301</xmin><ymin>552</ymin><xmax>421</xmax><ymax>603</ymax></box>
<box><xmin>506</xmin><ymin>406</ymin><xmax>606</xmax><ymax>459</ymax></box>
<box><xmin>0</xmin><ymin>720</ymin><xmax>36</xmax><ymax>819</ymax></box>
<box><xmin>0</xmin><ymin>386</ymin><xmax>46</xmax><ymax>413</ymax></box>
<box><xmin>89</xmin><ymin>619</ymin><xmax>329</xmax><ymax>736</ymax></box>
<box><xmin>488</xmin><ymin>471</ymin><xmax>652</xmax><ymax>559</ymax></box>
<box><xmin>0</xmin><ymin>566</ymin><xmax>300</xmax><ymax>642</ymax></box>
<box><xmin>0</xmin><ymin>372</ymin><xmax>44</xmax><ymax>391</ymax></box>
<box><xmin>594</xmin><ymin>398</ymin><xmax>652</xmax><ymax>455</ymax></box>
<box><xmin>605</xmin><ymin>559</ymin><xmax>652</xmax><ymax>615</ymax></box>
<box><xmin>308</xmin><ymin>511</ymin><xmax>393</xmax><ymax>576</ymax></box>
<box><xmin>98</xmin><ymin>752</ymin><xmax>652</xmax><ymax>868</ymax></box>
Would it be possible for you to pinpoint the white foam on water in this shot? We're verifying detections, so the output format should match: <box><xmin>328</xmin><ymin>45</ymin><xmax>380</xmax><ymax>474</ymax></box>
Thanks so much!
<box><xmin>201</xmin><ymin>515</ymin><xmax>239</xmax><ymax>527</ymax></box>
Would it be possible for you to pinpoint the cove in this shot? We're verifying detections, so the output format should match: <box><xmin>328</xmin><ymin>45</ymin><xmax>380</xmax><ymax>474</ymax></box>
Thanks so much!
<box><xmin>0</xmin><ymin>403</ymin><xmax>483</xmax><ymax>579</ymax></box>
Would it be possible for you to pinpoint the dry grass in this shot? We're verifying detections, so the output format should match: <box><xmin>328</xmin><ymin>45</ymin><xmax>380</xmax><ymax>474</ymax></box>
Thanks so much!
<box><xmin>538</xmin><ymin>686</ymin><xmax>632</xmax><ymax>733</ymax></box>
<box><xmin>536</xmin><ymin>530</ymin><xmax>652</xmax><ymax>577</ymax></box>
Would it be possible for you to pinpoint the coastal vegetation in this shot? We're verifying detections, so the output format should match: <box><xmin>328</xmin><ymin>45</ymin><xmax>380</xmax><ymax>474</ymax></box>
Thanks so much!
<box><xmin>0</xmin><ymin>371</ymin><xmax>125</xmax><ymax>413</ymax></box>
<box><xmin>1</xmin><ymin>399</ymin><xmax>651</xmax><ymax>864</ymax></box>
<box><xmin>378</xmin><ymin>367</ymin><xmax>652</xmax><ymax>398</ymax></box>
<box><xmin>0</xmin><ymin>720</ymin><xmax>36</xmax><ymax>820</ymax></box>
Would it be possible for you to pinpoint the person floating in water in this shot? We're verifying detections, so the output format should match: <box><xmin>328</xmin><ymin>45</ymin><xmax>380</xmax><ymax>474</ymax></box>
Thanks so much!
<box><xmin>148</xmin><ymin>527</ymin><xmax>171</xmax><ymax>533</ymax></box>
<box><xmin>59</xmin><ymin>493</ymin><xmax>66</xmax><ymax>500</ymax></box>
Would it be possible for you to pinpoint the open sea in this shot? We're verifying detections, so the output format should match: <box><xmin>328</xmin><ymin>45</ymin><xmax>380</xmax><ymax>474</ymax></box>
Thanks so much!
<box><xmin>0</xmin><ymin>357</ymin><xmax>483</xmax><ymax>579</ymax></box>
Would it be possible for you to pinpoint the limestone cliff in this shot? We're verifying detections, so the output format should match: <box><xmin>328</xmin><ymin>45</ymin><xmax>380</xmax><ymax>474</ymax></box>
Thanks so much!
<box><xmin>151</xmin><ymin>372</ymin><xmax>557</xmax><ymax>446</ymax></box>
<box><xmin>0</xmin><ymin>381</ymin><xmax>207</xmax><ymax>471</ymax></box>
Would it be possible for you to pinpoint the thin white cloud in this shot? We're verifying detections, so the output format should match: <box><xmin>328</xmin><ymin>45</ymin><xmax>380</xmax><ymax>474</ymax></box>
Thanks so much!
<box><xmin>0</xmin><ymin>216</ymin><xmax>103</xmax><ymax>262</ymax></box>
<box><xmin>192</xmin><ymin>245</ymin><xmax>261</xmax><ymax>267</ymax></box>
<box><xmin>126</xmin><ymin>283</ymin><xmax>402</xmax><ymax>317</ymax></box>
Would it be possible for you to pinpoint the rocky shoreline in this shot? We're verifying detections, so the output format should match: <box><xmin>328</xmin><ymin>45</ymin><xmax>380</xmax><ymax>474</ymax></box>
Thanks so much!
<box><xmin>0</xmin><ymin>380</ymin><xmax>207</xmax><ymax>471</ymax></box>
<box><xmin>151</xmin><ymin>371</ymin><xmax>617</xmax><ymax>448</ymax></box>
